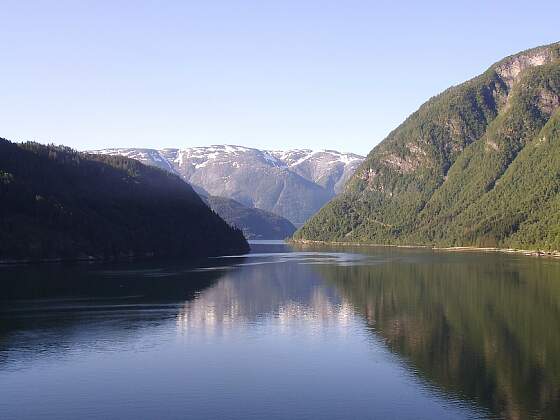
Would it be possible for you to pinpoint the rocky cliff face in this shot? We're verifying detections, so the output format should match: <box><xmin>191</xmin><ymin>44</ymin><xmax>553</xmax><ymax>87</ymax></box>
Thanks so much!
<box><xmin>296</xmin><ymin>42</ymin><xmax>560</xmax><ymax>251</ymax></box>
<box><xmin>92</xmin><ymin>146</ymin><xmax>364</xmax><ymax>226</ymax></box>
<box><xmin>270</xmin><ymin>149</ymin><xmax>362</xmax><ymax>194</ymax></box>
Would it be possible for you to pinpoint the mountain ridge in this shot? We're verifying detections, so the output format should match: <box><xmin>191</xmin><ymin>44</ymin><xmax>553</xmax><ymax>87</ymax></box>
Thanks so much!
<box><xmin>0</xmin><ymin>139</ymin><xmax>249</xmax><ymax>262</ymax></box>
<box><xmin>201</xmin><ymin>195</ymin><xmax>296</xmax><ymax>240</ymax></box>
<box><xmin>295</xmin><ymin>41</ymin><xmax>560</xmax><ymax>251</ymax></box>
<box><xmin>91</xmin><ymin>145</ymin><xmax>364</xmax><ymax>225</ymax></box>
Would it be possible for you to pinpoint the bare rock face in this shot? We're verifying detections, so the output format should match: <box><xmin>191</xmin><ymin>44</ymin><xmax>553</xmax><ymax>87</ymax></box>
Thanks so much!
<box><xmin>91</xmin><ymin>146</ymin><xmax>364</xmax><ymax>226</ymax></box>
<box><xmin>537</xmin><ymin>89</ymin><xmax>560</xmax><ymax>116</ymax></box>
<box><xmin>495</xmin><ymin>46</ymin><xmax>554</xmax><ymax>89</ymax></box>
<box><xmin>270</xmin><ymin>149</ymin><xmax>364</xmax><ymax>194</ymax></box>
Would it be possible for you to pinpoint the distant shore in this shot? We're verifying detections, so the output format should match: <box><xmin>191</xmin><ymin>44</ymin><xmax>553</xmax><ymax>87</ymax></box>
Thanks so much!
<box><xmin>288</xmin><ymin>239</ymin><xmax>560</xmax><ymax>259</ymax></box>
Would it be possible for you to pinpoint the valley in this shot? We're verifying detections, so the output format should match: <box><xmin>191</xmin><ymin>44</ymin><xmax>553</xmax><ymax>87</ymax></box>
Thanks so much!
<box><xmin>92</xmin><ymin>146</ymin><xmax>364</xmax><ymax>227</ymax></box>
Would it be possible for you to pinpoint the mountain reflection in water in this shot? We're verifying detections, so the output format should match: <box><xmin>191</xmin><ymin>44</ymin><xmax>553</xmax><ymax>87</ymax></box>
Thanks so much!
<box><xmin>0</xmin><ymin>241</ymin><xmax>559</xmax><ymax>419</ymax></box>
<box><xmin>304</xmin><ymin>245</ymin><xmax>560</xmax><ymax>420</ymax></box>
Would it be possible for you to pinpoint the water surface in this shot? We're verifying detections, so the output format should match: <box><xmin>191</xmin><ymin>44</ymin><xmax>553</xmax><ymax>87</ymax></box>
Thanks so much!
<box><xmin>1</xmin><ymin>241</ymin><xmax>560</xmax><ymax>419</ymax></box>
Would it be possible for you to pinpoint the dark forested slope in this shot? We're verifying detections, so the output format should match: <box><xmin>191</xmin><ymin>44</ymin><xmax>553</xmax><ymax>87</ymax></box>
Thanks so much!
<box><xmin>202</xmin><ymin>195</ymin><xmax>296</xmax><ymax>239</ymax></box>
<box><xmin>0</xmin><ymin>139</ymin><xmax>249</xmax><ymax>261</ymax></box>
<box><xmin>295</xmin><ymin>42</ymin><xmax>560</xmax><ymax>251</ymax></box>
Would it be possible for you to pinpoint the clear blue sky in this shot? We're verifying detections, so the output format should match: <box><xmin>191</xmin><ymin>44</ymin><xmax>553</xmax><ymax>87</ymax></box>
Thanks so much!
<box><xmin>1</xmin><ymin>0</ymin><xmax>558</xmax><ymax>155</ymax></box>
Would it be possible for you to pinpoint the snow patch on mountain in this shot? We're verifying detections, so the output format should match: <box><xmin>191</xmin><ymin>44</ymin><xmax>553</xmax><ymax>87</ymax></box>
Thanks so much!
<box><xmin>90</xmin><ymin>145</ymin><xmax>365</xmax><ymax>225</ymax></box>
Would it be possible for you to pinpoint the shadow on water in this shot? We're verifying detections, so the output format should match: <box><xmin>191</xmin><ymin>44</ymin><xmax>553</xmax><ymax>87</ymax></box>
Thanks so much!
<box><xmin>298</xmin><ymin>243</ymin><xmax>560</xmax><ymax>420</ymax></box>
<box><xmin>0</xmin><ymin>257</ymin><xmax>244</xmax><ymax>369</ymax></box>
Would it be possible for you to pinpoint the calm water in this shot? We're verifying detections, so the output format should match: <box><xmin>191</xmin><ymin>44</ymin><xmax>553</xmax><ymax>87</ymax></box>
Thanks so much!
<box><xmin>1</xmin><ymin>241</ymin><xmax>560</xmax><ymax>419</ymax></box>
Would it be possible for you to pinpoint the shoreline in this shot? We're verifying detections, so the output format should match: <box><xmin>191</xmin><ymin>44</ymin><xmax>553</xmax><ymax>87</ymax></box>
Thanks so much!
<box><xmin>0</xmin><ymin>248</ymin><xmax>248</xmax><ymax>266</ymax></box>
<box><xmin>288</xmin><ymin>239</ymin><xmax>560</xmax><ymax>259</ymax></box>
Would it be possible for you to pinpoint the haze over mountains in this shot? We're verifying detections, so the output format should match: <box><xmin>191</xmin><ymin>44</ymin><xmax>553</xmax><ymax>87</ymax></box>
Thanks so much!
<box><xmin>93</xmin><ymin>146</ymin><xmax>364</xmax><ymax>226</ymax></box>
<box><xmin>201</xmin><ymin>195</ymin><xmax>296</xmax><ymax>240</ymax></box>
<box><xmin>296</xmin><ymin>42</ymin><xmax>560</xmax><ymax>252</ymax></box>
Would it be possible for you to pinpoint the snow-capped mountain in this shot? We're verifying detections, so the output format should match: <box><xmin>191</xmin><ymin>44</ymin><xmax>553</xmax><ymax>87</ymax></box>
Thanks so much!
<box><xmin>269</xmin><ymin>149</ymin><xmax>363</xmax><ymax>194</ymax></box>
<box><xmin>90</xmin><ymin>146</ymin><xmax>364</xmax><ymax>226</ymax></box>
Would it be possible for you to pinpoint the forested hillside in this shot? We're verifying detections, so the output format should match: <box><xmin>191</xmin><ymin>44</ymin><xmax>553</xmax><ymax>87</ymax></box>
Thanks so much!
<box><xmin>0</xmin><ymin>139</ymin><xmax>249</xmax><ymax>261</ymax></box>
<box><xmin>295</xmin><ymin>42</ymin><xmax>560</xmax><ymax>251</ymax></box>
<box><xmin>202</xmin><ymin>196</ymin><xmax>296</xmax><ymax>239</ymax></box>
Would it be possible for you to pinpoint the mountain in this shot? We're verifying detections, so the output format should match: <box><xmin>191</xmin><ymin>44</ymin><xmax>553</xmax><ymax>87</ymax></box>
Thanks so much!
<box><xmin>201</xmin><ymin>195</ymin><xmax>296</xmax><ymax>239</ymax></box>
<box><xmin>0</xmin><ymin>139</ymin><xmax>249</xmax><ymax>262</ymax></box>
<box><xmin>295</xmin><ymin>42</ymin><xmax>560</xmax><ymax>251</ymax></box>
<box><xmin>91</xmin><ymin>146</ymin><xmax>364</xmax><ymax>226</ymax></box>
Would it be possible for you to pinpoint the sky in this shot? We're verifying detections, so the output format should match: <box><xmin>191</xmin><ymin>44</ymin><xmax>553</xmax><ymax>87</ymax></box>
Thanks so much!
<box><xmin>0</xmin><ymin>1</ymin><xmax>558</xmax><ymax>155</ymax></box>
